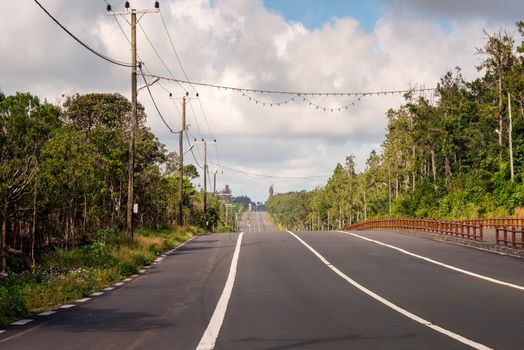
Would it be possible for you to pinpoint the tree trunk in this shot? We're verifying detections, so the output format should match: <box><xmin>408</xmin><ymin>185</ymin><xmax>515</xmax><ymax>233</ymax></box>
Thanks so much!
<box><xmin>1</xmin><ymin>198</ymin><xmax>8</xmax><ymax>273</ymax></box>
<box><xmin>31</xmin><ymin>188</ymin><xmax>37</xmax><ymax>268</ymax></box>
<box><xmin>83</xmin><ymin>192</ymin><xmax>88</xmax><ymax>233</ymax></box>
<box><xmin>498</xmin><ymin>72</ymin><xmax>503</xmax><ymax>159</ymax></box>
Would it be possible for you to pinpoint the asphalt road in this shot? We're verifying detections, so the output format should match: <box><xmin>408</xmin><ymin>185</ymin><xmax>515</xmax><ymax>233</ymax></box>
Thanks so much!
<box><xmin>1</xmin><ymin>211</ymin><xmax>523</xmax><ymax>349</ymax></box>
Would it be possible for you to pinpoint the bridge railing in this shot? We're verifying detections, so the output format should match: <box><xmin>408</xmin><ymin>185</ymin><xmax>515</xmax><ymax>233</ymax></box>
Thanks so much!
<box><xmin>460</xmin><ymin>218</ymin><xmax>524</xmax><ymax>227</ymax></box>
<box><xmin>495</xmin><ymin>225</ymin><xmax>524</xmax><ymax>250</ymax></box>
<box><xmin>344</xmin><ymin>218</ymin><xmax>484</xmax><ymax>242</ymax></box>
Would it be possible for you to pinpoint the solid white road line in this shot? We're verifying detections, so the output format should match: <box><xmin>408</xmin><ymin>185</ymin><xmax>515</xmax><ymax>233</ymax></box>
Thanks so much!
<box><xmin>288</xmin><ymin>230</ymin><xmax>492</xmax><ymax>350</ymax></box>
<box><xmin>339</xmin><ymin>230</ymin><xmax>524</xmax><ymax>292</ymax></box>
<box><xmin>11</xmin><ymin>319</ymin><xmax>33</xmax><ymax>326</ymax></box>
<box><xmin>196</xmin><ymin>232</ymin><xmax>244</xmax><ymax>350</ymax></box>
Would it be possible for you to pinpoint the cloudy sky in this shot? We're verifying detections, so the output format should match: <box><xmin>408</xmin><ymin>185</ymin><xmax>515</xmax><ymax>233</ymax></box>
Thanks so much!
<box><xmin>2</xmin><ymin>0</ymin><xmax>524</xmax><ymax>202</ymax></box>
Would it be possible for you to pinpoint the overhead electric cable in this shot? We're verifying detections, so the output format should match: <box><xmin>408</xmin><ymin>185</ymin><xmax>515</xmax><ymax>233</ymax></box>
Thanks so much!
<box><xmin>34</xmin><ymin>0</ymin><xmax>134</xmax><ymax>68</ymax></box>
<box><xmin>216</xmin><ymin>164</ymin><xmax>330</xmax><ymax>181</ymax></box>
<box><xmin>143</xmin><ymin>73</ymin><xmax>436</xmax><ymax>97</ymax></box>
<box><xmin>158</xmin><ymin>11</ymin><xmax>220</xmax><ymax>161</ymax></box>
<box><xmin>139</xmin><ymin>65</ymin><xmax>180</xmax><ymax>134</ymax></box>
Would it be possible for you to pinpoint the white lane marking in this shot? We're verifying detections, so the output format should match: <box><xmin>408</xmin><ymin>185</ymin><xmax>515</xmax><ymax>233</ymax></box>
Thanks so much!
<box><xmin>114</xmin><ymin>282</ymin><xmax>124</xmax><ymax>286</ymax></box>
<box><xmin>0</xmin><ymin>330</ymin><xmax>5</xmax><ymax>334</ymax></box>
<box><xmin>37</xmin><ymin>311</ymin><xmax>56</xmax><ymax>316</ymax></box>
<box><xmin>139</xmin><ymin>269</ymin><xmax>146</xmax><ymax>274</ymax></box>
<box><xmin>288</xmin><ymin>230</ymin><xmax>492</xmax><ymax>350</ymax></box>
<box><xmin>131</xmin><ymin>274</ymin><xmax>139</xmax><ymax>278</ymax></box>
<box><xmin>91</xmin><ymin>292</ymin><xmax>104</xmax><ymax>296</ymax></box>
<box><xmin>59</xmin><ymin>304</ymin><xmax>75</xmax><ymax>309</ymax></box>
<box><xmin>76</xmin><ymin>298</ymin><xmax>90</xmax><ymax>303</ymax></box>
<box><xmin>196</xmin><ymin>232</ymin><xmax>244</xmax><ymax>350</ymax></box>
<box><xmin>11</xmin><ymin>319</ymin><xmax>33</xmax><ymax>326</ymax></box>
<box><xmin>339</xmin><ymin>230</ymin><xmax>524</xmax><ymax>292</ymax></box>
<box><xmin>104</xmin><ymin>287</ymin><xmax>115</xmax><ymax>291</ymax></box>
<box><xmin>124</xmin><ymin>278</ymin><xmax>132</xmax><ymax>282</ymax></box>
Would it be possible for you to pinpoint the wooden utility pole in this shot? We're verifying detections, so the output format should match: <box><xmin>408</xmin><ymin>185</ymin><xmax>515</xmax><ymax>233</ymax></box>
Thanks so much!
<box><xmin>127</xmin><ymin>9</ymin><xmax>137</xmax><ymax>241</ymax></box>
<box><xmin>178</xmin><ymin>93</ymin><xmax>187</xmax><ymax>225</ymax></box>
<box><xmin>203</xmin><ymin>141</ymin><xmax>208</xmax><ymax>229</ymax></box>
<box><xmin>213</xmin><ymin>171</ymin><xmax>217</xmax><ymax>195</ymax></box>
<box><xmin>108</xmin><ymin>2</ymin><xmax>159</xmax><ymax>242</ymax></box>
<box><xmin>194</xmin><ymin>139</ymin><xmax>215</xmax><ymax>230</ymax></box>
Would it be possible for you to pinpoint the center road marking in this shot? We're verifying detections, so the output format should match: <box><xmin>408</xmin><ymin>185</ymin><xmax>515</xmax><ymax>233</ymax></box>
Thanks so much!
<box><xmin>196</xmin><ymin>232</ymin><xmax>244</xmax><ymax>350</ymax></box>
<box><xmin>339</xmin><ymin>230</ymin><xmax>524</xmax><ymax>292</ymax></box>
<box><xmin>287</xmin><ymin>230</ymin><xmax>492</xmax><ymax>350</ymax></box>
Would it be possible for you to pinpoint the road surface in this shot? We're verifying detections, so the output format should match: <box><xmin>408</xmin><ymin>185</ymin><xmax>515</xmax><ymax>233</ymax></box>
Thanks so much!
<box><xmin>1</xmin><ymin>211</ymin><xmax>522</xmax><ymax>349</ymax></box>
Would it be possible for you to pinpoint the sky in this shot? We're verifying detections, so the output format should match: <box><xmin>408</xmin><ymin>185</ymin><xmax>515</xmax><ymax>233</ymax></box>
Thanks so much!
<box><xmin>1</xmin><ymin>0</ymin><xmax>524</xmax><ymax>202</ymax></box>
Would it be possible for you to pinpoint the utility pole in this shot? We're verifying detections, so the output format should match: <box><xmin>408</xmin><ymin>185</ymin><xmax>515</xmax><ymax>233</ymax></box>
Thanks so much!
<box><xmin>204</xmin><ymin>141</ymin><xmax>207</xmax><ymax>227</ymax></box>
<box><xmin>194</xmin><ymin>139</ymin><xmax>216</xmax><ymax>230</ymax></box>
<box><xmin>107</xmin><ymin>1</ymin><xmax>159</xmax><ymax>242</ymax></box>
<box><xmin>213</xmin><ymin>170</ymin><xmax>217</xmax><ymax>195</ymax></box>
<box><xmin>171</xmin><ymin>92</ymin><xmax>198</xmax><ymax>226</ymax></box>
<box><xmin>179</xmin><ymin>93</ymin><xmax>187</xmax><ymax>225</ymax></box>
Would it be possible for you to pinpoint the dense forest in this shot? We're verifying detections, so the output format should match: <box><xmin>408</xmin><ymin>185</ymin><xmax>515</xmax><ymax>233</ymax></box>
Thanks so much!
<box><xmin>268</xmin><ymin>22</ymin><xmax>524</xmax><ymax>230</ymax></box>
<box><xmin>0</xmin><ymin>91</ymin><xmax>237</xmax><ymax>273</ymax></box>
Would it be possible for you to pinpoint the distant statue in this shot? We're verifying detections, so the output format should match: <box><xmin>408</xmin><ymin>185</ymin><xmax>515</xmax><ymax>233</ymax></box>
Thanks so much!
<box><xmin>269</xmin><ymin>185</ymin><xmax>274</xmax><ymax>198</ymax></box>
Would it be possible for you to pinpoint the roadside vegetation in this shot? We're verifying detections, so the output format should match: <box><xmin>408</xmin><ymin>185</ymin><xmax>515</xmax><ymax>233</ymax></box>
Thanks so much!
<box><xmin>0</xmin><ymin>226</ymin><xmax>196</xmax><ymax>327</ymax></box>
<box><xmin>0</xmin><ymin>86</ymin><xmax>247</xmax><ymax>326</ymax></box>
<box><xmin>268</xmin><ymin>22</ymin><xmax>524</xmax><ymax>230</ymax></box>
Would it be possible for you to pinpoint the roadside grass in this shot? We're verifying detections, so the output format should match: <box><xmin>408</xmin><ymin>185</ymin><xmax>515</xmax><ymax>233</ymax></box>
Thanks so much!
<box><xmin>0</xmin><ymin>226</ymin><xmax>198</xmax><ymax>327</ymax></box>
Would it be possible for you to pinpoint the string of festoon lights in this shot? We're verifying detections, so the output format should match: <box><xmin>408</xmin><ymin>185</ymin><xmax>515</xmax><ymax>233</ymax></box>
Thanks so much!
<box><xmin>215</xmin><ymin>164</ymin><xmax>330</xmax><ymax>182</ymax></box>
<box><xmin>143</xmin><ymin>73</ymin><xmax>436</xmax><ymax>112</ymax></box>
<box><xmin>240</xmin><ymin>91</ymin><xmax>363</xmax><ymax>112</ymax></box>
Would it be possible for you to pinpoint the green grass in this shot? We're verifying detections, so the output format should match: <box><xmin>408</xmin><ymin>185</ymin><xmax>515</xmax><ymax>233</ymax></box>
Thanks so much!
<box><xmin>0</xmin><ymin>226</ymin><xmax>197</xmax><ymax>327</ymax></box>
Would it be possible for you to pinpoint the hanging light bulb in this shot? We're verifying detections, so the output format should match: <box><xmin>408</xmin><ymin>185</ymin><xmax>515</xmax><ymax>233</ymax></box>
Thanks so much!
<box><xmin>125</xmin><ymin>1</ymin><xmax>130</xmax><ymax>9</ymax></box>
<box><xmin>155</xmin><ymin>1</ymin><xmax>160</xmax><ymax>9</ymax></box>
<box><xmin>106</xmin><ymin>4</ymin><xmax>112</xmax><ymax>12</ymax></box>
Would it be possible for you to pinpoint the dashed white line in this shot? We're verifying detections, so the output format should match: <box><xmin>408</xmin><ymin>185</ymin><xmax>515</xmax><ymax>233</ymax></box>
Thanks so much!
<box><xmin>131</xmin><ymin>274</ymin><xmax>139</xmax><ymax>278</ymax></box>
<box><xmin>0</xmin><ymin>330</ymin><xmax>5</xmax><ymax>334</ymax></box>
<box><xmin>288</xmin><ymin>230</ymin><xmax>492</xmax><ymax>350</ymax></box>
<box><xmin>76</xmin><ymin>298</ymin><xmax>90</xmax><ymax>303</ymax></box>
<box><xmin>91</xmin><ymin>292</ymin><xmax>104</xmax><ymax>296</ymax></box>
<box><xmin>114</xmin><ymin>282</ymin><xmax>124</xmax><ymax>286</ymax></box>
<box><xmin>196</xmin><ymin>232</ymin><xmax>244</xmax><ymax>350</ymax></box>
<box><xmin>59</xmin><ymin>304</ymin><xmax>75</xmax><ymax>309</ymax></box>
<box><xmin>123</xmin><ymin>278</ymin><xmax>132</xmax><ymax>282</ymax></box>
<box><xmin>37</xmin><ymin>311</ymin><xmax>56</xmax><ymax>316</ymax></box>
<box><xmin>339</xmin><ymin>230</ymin><xmax>524</xmax><ymax>292</ymax></box>
<box><xmin>11</xmin><ymin>319</ymin><xmax>33</xmax><ymax>326</ymax></box>
<box><xmin>139</xmin><ymin>269</ymin><xmax>146</xmax><ymax>274</ymax></box>
<box><xmin>104</xmin><ymin>287</ymin><xmax>115</xmax><ymax>291</ymax></box>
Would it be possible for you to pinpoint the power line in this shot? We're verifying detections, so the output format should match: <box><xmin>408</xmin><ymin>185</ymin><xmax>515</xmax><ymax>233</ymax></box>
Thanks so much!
<box><xmin>142</xmin><ymin>73</ymin><xmax>436</xmax><ymax>97</ymax></box>
<box><xmin>138</xmin><ymin>65</ymin><xmax>180</xmax><ymax>134</ymax></box>
<box><xmin>216</xmin><ymin>164</ymin><xmax>330</xmax><ymax>181</ymax></box>
<box><xmin>158</xmin><ymin>10</ymin><xmax>220</xmax><ymax>162</ymax></box>
<box><xmin>34</xmin><ymin>0</ymin><xmax>134</xmax><ymax>68</ymax></box>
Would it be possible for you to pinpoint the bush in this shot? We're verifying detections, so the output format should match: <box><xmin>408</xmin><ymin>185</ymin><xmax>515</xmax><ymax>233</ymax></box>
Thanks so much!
<box><xmin>0</xmin><ymin>226</ymin><xmax>196</xmax><ymax>327</ymax></box>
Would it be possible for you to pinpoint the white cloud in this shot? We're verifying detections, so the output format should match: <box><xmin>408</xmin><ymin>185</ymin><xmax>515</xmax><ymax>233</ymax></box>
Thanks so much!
<box><xmin>1</xmin><ymin>0</ymin><xmax>521</xmax><ymax>201</ymax></box>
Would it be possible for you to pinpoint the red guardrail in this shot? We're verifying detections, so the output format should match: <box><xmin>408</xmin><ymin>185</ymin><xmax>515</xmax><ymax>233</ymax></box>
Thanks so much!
<box><xmin>344</xmin><ymin>218</ymin><xmax>484</xmax><ymax>242</ymax></box>
<box><xmin>495</xmin><ymin>225</ymin><xmax>524</xmax><ymax>250</ymax></box>
<box><xmin>462</xmin><ymin>218</ymin><xmax>524</xmax><ymax>228</ymax></box>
